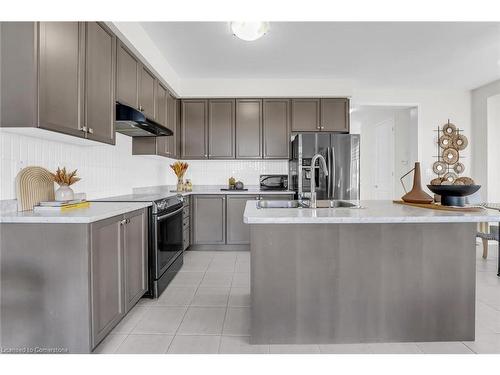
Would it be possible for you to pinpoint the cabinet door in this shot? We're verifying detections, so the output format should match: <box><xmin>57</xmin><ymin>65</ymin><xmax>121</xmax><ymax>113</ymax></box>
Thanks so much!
<box><xmin>192</xmin><ymin>195</ymin><xmax>226</xmax><ymax>245</ymax></box>
<box><xmin>226</xmin><ymin>195</ymin><xmax>259</xmax><ymax>244</ymax></box>
<box><xmin>209</xmin><ymin>99</ymin><xmax>235</xmax><ymax>159</ymax></box>
<box><xmin>236</xmin><ymin>99</ymin><xmax>262</xmax><ymax>158</ymax></box>
<box><xmin>263</xmin><ymin>99</ymin><xmax>290</xmax><ymax>159</ymax></box>
<box><xmin>291</xmin><ymin>99</ymin><xmax>320</xmax><ymax>132</ymax></box>
<box><xmin>167</xmin><ymin>92</ymin><xmax>177</xmax><ymax>157</ymax></box>
<box><xmin>139</xmin><ymin>66</ymin><xmax>156</xmax><ymax>119</ymax></box>
<box><xmin>320</xmin><ymin>98</ymin><xmax>349</xmax><ymax>132</ymax></box>
<box><xmin>181</xmin><ymin>100</ymin><xmax>208</xmax><ymax>159</ymax></box>
<box><xmin>123</xmin><ymin>209</ymin><xmax>148</xmax><ymax>311</ymax></box>
<box><xmin>91</xmin><ymin>215</ymin><xmax>125</xmax><ymax>347</ymax></box>
<box><xmin>156</xmin><ymin>82</ymin><xmax>167</xmax><ymax>126</ymax></box>
<box><xmin>116</xmin><ymin>41</ymin><xmax>139</xmax><ymax>108</ymax></box>
<box><xmin>85</xmin><ymin>22</ymin><xmax>116</xmax><ymax>145</ymax></box>
<box><xmin>38</xmin><ymin>22</ymin><xmax>84</xmax><ymax>137</ymax></box>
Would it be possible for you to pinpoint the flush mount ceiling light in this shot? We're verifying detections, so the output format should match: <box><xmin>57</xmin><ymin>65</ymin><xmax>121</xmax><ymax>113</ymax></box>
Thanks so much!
<box><xmin>230</xmin><ymin>22</ymin><xmax>270</xmax><ymax>41</ymax></box>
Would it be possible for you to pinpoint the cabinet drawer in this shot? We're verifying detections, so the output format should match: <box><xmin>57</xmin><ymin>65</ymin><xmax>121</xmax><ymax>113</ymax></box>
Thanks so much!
<box><xmin>182</xmin><ymin>205</ymin><xmax>190</xmax><ymax>219</ymax></box>
<box><xmin>183</xmin><ymin>216</ymin><xmax>190</xmax><ymax>231</ymax></box>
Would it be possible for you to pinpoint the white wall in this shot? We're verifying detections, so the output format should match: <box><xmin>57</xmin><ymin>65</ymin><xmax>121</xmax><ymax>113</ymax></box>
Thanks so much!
<box><xmin>471</xmin><ymin>79</ymin><xmax>500</xmax><ymax>201</ymax></box>
<box><xmin>0</xmin><ymin>130</ymin><xmax>288</xmax><ymax>200</ymax></box>
<box><xmin>487</xmin><ymin>94</ymin><xmax>500</xmax><ymax>202</ymax></box>
<box><xmin>352</xmin><ymin>106</ymin><xmax>418</xmax><ymax>200</ymax></box>
<box><xmin>353</xmin><ymin>88</ymin><xmax>471</xmax><ymax>191</ymax></box>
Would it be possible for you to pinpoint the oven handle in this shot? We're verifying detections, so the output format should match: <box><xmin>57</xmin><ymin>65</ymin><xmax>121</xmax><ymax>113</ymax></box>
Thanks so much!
<box><xmin>155</xmin><ymin>206</ymin><xmax>183</xmax><ymax>221</ymax></box>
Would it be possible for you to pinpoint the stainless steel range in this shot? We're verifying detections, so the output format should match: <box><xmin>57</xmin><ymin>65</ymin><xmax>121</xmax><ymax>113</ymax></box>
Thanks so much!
<box><xmin>149</xmin><ymin>196</ymin><xmax>184</xmax><ymax>298</ymax></box>
<box><xmin>96</xmin><ymin>194</ymin><xmax>184</xmax><ymax>298</ymax></box>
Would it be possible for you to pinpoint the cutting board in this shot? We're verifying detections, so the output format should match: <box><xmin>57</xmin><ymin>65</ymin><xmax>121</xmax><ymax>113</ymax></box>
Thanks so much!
<box><xmin>393</xmin><ymin>200</ymin><xmax>484</xmax><ymax>212</ymax></box>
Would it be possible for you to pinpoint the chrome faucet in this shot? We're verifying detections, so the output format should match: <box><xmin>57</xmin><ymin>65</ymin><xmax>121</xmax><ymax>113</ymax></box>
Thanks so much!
<box><xmin>309</xmin><ymin>153</ymin><xmax>329</xmax><ymax>208</ymax></box>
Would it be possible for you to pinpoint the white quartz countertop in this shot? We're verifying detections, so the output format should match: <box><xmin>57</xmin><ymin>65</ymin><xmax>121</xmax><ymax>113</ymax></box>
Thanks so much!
<box><xmin>0</xmin><ymin>201</ymin><xmax>152</xmax><ymax>224</ymax></box>
<box><xmin>243</xmin><ymin>200</ymin><xmax>500</xmax><ymax>224</ymax></box>
<box><xmin>94</xmin><ymin>185</ymin><xmax>294</xmax><ymax>203</ymax></box>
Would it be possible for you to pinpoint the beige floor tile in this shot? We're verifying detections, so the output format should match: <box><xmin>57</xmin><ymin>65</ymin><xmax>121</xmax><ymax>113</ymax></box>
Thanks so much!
<box><xmin>155</xmin><ymin>286</ymin><xmax>197</xmax><ymax>306</ymax></box>
<box><xmin>368</xmin><ymin>342</ymin><xmax>422</xmax><ymax>354</ymax></box>
<box><xmin>177</xmin><ymin>307</ymin><xmax>226</xmax><ymax>335</ymax></box>
<box><xmin>191</xmin><ymin>287</ymin><xmax>230</xmax><ymax>307</ymax></box>
<box><xmin>132</xmin><ymin>306</ymin><xmax>187</xmax><ymax>334</ymax></box>
<box><xmin>168</xmin><ymin>335</ymin><xmax>221</xmax><ymax>354</ymax></box>
<box><xmin>200</xmin><ymin>272</ymin><xmax>234</xmax><ymax>288</ymax></box>
<box><xmin>111</xmin><ymin>306</ymin><xmax>149</xmax><ymax>334</ymax></box>
<box><xmin>219</xmin><ymin>336</ymin><xmax>269</xmax><ymax>354</ymax></box>
<box><xmin>223</xmin><ymin>307</ymin><xmax>251</xmax><ymax>336</ymax></box>
<box><xmin>228</xmin><ymin>286</ymin><xmax>251</xmax><ymax>307</ymax></box>
<box><xmin>270</xmin><ymin>344</ymin><xmax>321</xmax><ymax>354</ymax></box>
<box><xmin>169</xmin><ymin>271</ymin><xmax>205</xmax><ymax>287</ymax></box>
<box><xmin>416</xmin><ymin>342</ymin><xmax>474</xmax><ymax>354</ymax></box>
<box><xmin>115</xmin><ymin>334</ymin><xmax>173</xmax><ymax>354</ymax></box>
<box><xmin>232</xmin><ymin>272</ymin><xmax>250</xmax><ymax>287</ymax></box>
<box><xmin>93</xmin><ymin>334</ymin><xmax>127</xmax><ymax>354</ymax></box>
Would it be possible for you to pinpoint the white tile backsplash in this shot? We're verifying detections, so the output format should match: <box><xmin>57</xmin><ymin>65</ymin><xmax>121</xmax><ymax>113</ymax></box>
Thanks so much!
<box><xmin>0</xmin><ymin>130</ymin><xmax>288</xmax><ymax>200</ymax></box>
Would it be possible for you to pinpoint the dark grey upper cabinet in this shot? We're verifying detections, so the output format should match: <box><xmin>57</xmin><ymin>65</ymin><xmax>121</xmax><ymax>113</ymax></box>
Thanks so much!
<box><xmin>116</xmin><ymin>41</ymin><xmax>139</xmax><ymax>108</ymax></box>
<box><xmin>181</xmin><ymin>100</ymin><xmax>208</xmax><ymax>159</ymax></box>
<box><xmin>123</xmin><ymin>209</ymin><xmax>148</xmax><ymax>312</ymax></box>
<box><xmin>292</xmin><ymin>99</ymin><xmax>320</xmax><ymax>131</ymax></box>
<box><xmin>90</xmin><ymin>215</ymin><xmax>125</xmax><ymax>347</ymax></box>
<box><xmin>263</xmin><ymin>99</ymin><xmax>290</xmax><ymax>159</ymax></box>
<box><xmin>192</xmin><ymin>195</ymin><xmax>226</xmax><ymax>245</ymax></box>
<box><xmin>209</xmin><ymin>99</ymin><xmax>235</xmax><ymax>159</ymax></box>
<box><xmin>236</xmin><ymin>99</ymin><xmax>262</xmax><ymax>159</ymax></box>
<box><xmin>291</xmin><ymin>99</ymin><xmax>321</xmax><ymax>132</ymax></box>
<box><xmin>320</xmin><ymin>98</ymin><xmax>349</xmax><ymax>132</ymax></box>
<box><xmin>167</xmin><ymin>93</ymin><xmax>178</xmax><ymax>157</ymax></box>
<box><xmin>226</xmin><ymin>195</ymin><xmax>259</xmax><ymax>244</ymax></box>
<box><xmin>156</xmin><ymin>82</ymin><xmax>168</xmax><ymax>127</ymax></box>
<box><xmin>85</xmin><ymin>22</ymin><xmax>116</xmax><ymax>145</ymax></box>
<box><xmin>38</xmin><ymin>22</ymin><xmax>84</xmax><ymax>137</ymax></box>
<box><xmin>139</xmin><ymin>66</ymin><xmax>156</xmax><ymax>119</ymax></box>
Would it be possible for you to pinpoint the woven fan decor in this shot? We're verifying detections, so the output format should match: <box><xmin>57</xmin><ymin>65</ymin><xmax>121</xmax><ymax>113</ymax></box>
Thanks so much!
<box><xmin>16</xmin><ymin>166</ymin><xmax>55</xmax><ymax>211</ymax></box>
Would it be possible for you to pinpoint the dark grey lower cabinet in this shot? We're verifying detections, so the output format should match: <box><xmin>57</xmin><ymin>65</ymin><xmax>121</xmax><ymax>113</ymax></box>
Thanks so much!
<box><xmin>90</xmin><ymin>215</ymin><xmax>125</xmax><ymax>348</ymax></box>
<box><xmin>0</xmin><ymin>207</ymin><xmax>149</xmax><ymax>353</ymax></box>
<box><xmin>192</xmin><ymin>195</ymin><xmax>226</xmax><ymax>245</ymax></box>
<box><xmin>91</xmin><ymin>208</ymin><xmax>148</xmax><ymax>348</ymax></box>
<box><xmin>226</xmin><ymin>195</ymin><xmax>259</xmax><ymax>244</ymax></box>
<box><xmin>124</xmin><ymin>209</ymin><xmax>148</xmax><ymax>311</ymax></box>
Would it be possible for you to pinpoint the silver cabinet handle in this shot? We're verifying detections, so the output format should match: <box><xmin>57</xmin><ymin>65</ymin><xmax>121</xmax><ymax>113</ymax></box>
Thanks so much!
<box><xmin>88</xmin><ymin>128</ymin><xmax>94</xmax><ymax>134</ymax></box>
<box><xmin>120</xmin><ymin>219</ymin><xmax>127</xmax><ymax>225</ymax></box>
<box><xmin>80</xmin><ymin>126</ymin><xmax>88</xmax><ymax>132</ymax></box>
<box><xmin>139</xmin><ymin>105</ymin><xmax>144</xmax><ymax>112</ymax></box>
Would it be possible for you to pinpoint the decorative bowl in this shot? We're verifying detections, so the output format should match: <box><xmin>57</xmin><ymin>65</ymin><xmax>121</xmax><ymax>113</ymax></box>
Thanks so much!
<box><xmin>427</xmin><ymin>185</ymin><xmax>481</xmax><ymax>207</ymax></box>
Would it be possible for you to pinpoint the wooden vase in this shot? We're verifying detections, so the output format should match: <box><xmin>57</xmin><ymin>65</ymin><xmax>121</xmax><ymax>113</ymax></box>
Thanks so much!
<box><xmin>401</xmin><ymin>162</ymin><xmax>434</xmax><ymax>204</ymax></box>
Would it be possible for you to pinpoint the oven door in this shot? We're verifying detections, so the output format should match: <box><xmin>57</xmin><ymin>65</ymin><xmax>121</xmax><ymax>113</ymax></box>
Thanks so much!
<box><xmin>153</xmin><ymin>205</ymin><xmax>183</xmax><ymax>278</ymax></box>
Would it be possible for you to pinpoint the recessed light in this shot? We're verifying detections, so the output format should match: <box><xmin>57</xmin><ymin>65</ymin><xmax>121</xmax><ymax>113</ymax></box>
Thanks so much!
<box><xmin>230</xmin><ymin>22</ymin><xmax>270</xmax><ymax>41</ymax></box>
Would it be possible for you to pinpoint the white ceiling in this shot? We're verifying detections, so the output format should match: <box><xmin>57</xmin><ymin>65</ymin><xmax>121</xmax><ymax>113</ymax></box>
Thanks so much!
<box><xmin>140</xmin><ymin>22</ymin><xmax>500</xmax><ymax>90</ymax></box>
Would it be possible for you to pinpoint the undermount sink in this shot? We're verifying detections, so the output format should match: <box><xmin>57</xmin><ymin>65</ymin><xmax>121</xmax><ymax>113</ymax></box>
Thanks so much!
<box><xmin>256</xmin><ymin>200</ymin><xmax>301</xmax><ymax>208</ymax></box>
<box><xmin>256</xmin><ymin>200</ymin><xmax>360</xmax><ymax>209</ymax></box>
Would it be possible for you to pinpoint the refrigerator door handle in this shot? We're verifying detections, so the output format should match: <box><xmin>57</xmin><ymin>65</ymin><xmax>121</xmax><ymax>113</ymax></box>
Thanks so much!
<box><xmin>326</xmin><ymin>147</ymin><xmax>331</xmax><ymax>199</ymax></box>
<box><xmin>330</xmin><ymin>146</ymin><xmax>336</xmax><ymax>199</ymax></box>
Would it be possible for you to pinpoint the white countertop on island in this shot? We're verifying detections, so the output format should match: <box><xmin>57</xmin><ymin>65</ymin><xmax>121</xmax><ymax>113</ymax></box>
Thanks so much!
<box><xmin>0</xmin><ymin>201</ymin><xmax>152</xmax><ymax>224</ymax></box>
<box><xmin>243</xmin><ymin>200</ymin><xmax>500</xmax><ymax>224</ymax></box>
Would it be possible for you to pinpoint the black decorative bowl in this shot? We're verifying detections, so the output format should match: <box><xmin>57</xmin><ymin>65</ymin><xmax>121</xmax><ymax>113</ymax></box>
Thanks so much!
<box><xmin>427</xmin><ymin>185</ymin><xmax>481</xmax><ymax>206</ymax></box>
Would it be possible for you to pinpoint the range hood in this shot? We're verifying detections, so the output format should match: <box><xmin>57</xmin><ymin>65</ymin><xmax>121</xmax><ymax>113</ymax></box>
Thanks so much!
<box><xmin>115</xmin><ymin>102</ymin><xmax>173</xmax><ymax>137</ymax></box>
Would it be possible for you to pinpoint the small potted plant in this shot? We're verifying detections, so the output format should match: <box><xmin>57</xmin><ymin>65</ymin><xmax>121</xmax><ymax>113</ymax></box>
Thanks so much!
<box><xmin>51</xmin><ymin>167</ymin><xmax>81</xmax><ymax>201</ymax></box>
<box><xmin>170</xmin><ymin>161</ymin><xmax>189</xmax><ymax>192</ymax></box>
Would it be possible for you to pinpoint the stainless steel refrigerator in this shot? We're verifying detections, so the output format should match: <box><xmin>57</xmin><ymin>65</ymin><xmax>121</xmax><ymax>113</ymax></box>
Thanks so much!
<box><xmin>289</xmin><ymin>133</ymin><xmax>360</xmax><ymax>200</ymax></box>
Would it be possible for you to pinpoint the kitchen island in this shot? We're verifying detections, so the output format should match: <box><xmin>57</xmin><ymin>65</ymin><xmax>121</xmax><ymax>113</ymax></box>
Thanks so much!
<box><xmin>243</xmin><ymin>200</ymin><xmax>500</xmax><ymax>345</ymax></box>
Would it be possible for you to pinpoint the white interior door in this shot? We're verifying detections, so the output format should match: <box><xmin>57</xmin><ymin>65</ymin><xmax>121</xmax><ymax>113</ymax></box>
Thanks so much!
<box><xmin>373</xmin><ymin>119</ymin><xmax>395</xmax><ymax>199</ymax></box>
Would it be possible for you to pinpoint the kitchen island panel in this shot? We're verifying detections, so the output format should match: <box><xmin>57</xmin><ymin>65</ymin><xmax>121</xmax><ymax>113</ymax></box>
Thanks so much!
<box><xmin>250</xmin><ymin>222</ymin><xmax>476</xmax><ymax>344</ymax></box>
